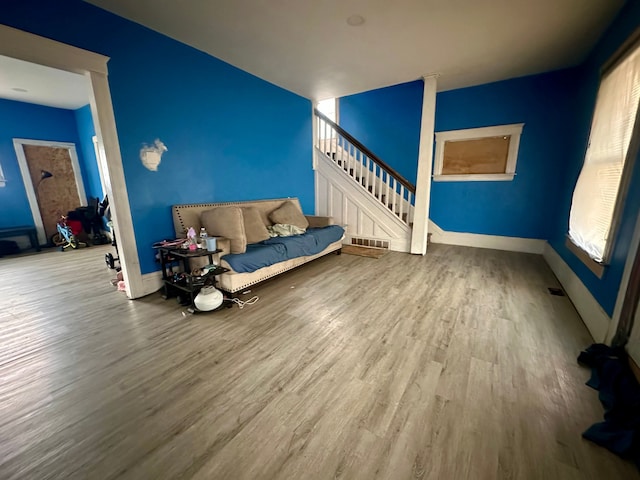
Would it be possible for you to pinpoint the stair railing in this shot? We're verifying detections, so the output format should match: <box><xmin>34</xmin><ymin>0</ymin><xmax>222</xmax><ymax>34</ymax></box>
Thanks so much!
<box><xmin>314</xmin><ymin>109</ymin><xmax>416</xmax><ymax>225</ymax></box>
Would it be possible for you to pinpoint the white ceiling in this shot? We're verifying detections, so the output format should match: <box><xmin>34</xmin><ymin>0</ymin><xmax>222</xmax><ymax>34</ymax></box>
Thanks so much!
<box><xmin>85</xmin><ymin>0</ymin><xmax>623</xmax><ymax>100</ymax></box>
<box><xmin>0</xmin><ymin>55</ymin><xmax>90</xmax><ymax>110</ymax></box>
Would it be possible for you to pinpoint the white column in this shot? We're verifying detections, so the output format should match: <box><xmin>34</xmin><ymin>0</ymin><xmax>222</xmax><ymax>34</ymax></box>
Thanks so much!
<box><xmin>312</xmin><ymin>103</ymin><xmax>319</xmax><ymax>170</ymax></box>
<box><xmin>411</xmin><ymin>75</ymin><xmax>438</xmax><ymax>255</ymax></box>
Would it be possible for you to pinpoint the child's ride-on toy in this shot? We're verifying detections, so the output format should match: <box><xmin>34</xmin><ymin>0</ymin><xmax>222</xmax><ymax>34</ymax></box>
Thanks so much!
<box><xmin>51</xmin><ymin>215</ymin><xmax>87</xmax><ymax>251</ymax></box>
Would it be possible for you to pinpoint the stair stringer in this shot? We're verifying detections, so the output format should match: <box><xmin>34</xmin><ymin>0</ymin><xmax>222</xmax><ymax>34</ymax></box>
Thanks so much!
<box><xmin>315</xmin><ymin>149</ymin><xmax>411</xmax><ymax>252</ymax></box>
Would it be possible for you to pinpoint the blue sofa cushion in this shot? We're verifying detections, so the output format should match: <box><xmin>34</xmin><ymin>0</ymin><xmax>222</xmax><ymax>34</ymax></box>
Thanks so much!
<box><xmin>223</xmin><ymin>225</ymin><xmax>344</xmax><ymax>273</ymax></box>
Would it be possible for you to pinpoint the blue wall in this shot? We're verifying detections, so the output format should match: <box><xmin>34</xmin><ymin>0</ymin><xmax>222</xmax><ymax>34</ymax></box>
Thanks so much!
<box><xmin>74</xmin><ymin>104</ymin><xmax>103</xmax><ymax>202</ymax></box>
<box><xmin>0</xmin><ymin>98</ymin><xmax>85</xmax><ymax>229</ymax></box>
<box><xmin>340</xmin><ymin>70</ymin><xmax>583</xmax><ymax>240</ymax></box>
<box><xmin>0</xmin><ymin>0</ymin><xmax>313</xmax><ymax>275</ymax></box>
<box><xmin>432</xmin><ymin>69</ymin><xmax>584</xmax><ymax>239</ymax></box>
<box><xmin>548</xmin><ymin>0</ymin><xmax>640</xmax><ymax>316</ymax></box>
<box><xmin>340</xmin><ymin>80</ymin><xmax>423</xmax><ymax>184</ymax></box>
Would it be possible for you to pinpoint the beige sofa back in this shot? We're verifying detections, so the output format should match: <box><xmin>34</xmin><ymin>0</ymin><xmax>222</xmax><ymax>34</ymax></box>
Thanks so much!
<box><xmin>171</xmin><ymin>198</ymin><xmax>303</xmax><ymax>237</ymax></box>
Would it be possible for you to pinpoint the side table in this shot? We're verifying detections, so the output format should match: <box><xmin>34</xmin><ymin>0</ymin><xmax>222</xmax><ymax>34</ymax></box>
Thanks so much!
<box><xmin>157</xmin><ymin>246</ymin><xmax>230</xmax><ymax>313</ymax></box>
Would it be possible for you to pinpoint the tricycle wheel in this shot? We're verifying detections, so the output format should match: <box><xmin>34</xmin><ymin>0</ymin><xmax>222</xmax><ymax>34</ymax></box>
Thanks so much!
<box><xmin>50</xmin><ymin>233</ymin><xmax>65</xmax><ymax>247</ymax></box>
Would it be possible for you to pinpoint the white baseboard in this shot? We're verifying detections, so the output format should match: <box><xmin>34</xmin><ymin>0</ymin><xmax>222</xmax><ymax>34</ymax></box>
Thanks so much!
<box><xmin>139</xmin><ymin>271</ymin><xmax>163</xmax><ymax>297</ymax></box>
<box><xmin>542</xmin><ymin>243</ymin><xmax>610</xmax><ymax>342</ymax></box>
<box><xmin>2</xmin><ymin>235</ymin><xmax>33</xmax><ymax>250</ymax></box>
<box><xmin>428</xmin><ymin>220</ymin><xmax>546</xmax><ymax>254</ymax></box>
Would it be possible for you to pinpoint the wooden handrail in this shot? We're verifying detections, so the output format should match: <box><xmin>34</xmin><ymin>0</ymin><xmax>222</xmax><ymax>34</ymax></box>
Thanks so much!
<box><xmin>314</xmin><ymin>109</ymin><xmax>416</xmax><ymax>194</ymax></box>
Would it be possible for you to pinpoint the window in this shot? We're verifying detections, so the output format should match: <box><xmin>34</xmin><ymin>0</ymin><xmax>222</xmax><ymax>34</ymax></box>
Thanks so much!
<box><xmin>568</xmin><ymin>40</ymin><xmax>640</xmax><ymax>268</ymax></box>
<box><xmin>317</xmin><ymin>98</ymin><xmax>338</xmax><ymax>141</ymax></box>
<box><xmin>433</xmin><ymin>123</ymin><xmax>524</xmax><ymax>181</ymax></box>
<box><xmin>317</xmin><ymin>98</ymin><xmax>337</xmax><ymax>123</ymax></box>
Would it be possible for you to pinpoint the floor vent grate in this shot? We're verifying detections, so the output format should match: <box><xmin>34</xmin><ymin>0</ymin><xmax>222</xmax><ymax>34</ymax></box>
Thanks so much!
<box><xmin>548</xmin><ymin>287</ymin><xmax>565</xmax><ymax>296</ymax></box>
<box><xmin>351</xmin><ymin>237</ymin><xmax>389</xmax><ymax>249</ymax></box>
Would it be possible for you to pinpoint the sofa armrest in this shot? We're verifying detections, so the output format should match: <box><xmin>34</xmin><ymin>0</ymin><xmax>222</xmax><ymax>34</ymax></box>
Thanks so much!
<box><xmin>215</xmin><ymin>237</ymin><xmax>232</xmax><ymax>257</ymax></box>
<box><xmin>305</xmin><ymin>215</ymin><xmax>334</xmax><ymax>228</ymax></box>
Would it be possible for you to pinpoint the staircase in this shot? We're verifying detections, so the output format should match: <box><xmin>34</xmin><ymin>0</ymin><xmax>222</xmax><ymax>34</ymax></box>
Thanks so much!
<box><xmin>314</xmin><ymin>109</ymin><xmax>415</xmax><ymax>252</ymax></box>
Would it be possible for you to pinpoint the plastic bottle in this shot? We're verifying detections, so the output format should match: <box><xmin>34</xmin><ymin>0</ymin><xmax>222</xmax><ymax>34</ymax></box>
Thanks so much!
<box><xmin>199</xmin><ymin>227</ymin><xmax>208</xmax><ymax>248</ymax></box>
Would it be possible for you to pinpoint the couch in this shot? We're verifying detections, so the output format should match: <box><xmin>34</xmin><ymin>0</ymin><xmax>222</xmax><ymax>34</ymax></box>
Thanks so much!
<box><xmin>172</xmin><ymin>198</ymin><xmax>344</xmax><ymax>293</ymax></box>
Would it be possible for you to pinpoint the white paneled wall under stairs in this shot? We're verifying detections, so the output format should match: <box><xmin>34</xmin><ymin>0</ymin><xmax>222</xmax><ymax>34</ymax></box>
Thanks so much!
<box><xmin>314</xmin><ymin>110</ymin><xmax>414</xmax><ymax>252</ymax></box>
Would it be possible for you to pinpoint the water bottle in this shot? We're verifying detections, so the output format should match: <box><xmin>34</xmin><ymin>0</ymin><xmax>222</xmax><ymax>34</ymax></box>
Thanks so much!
<box><xmin>199</xmin><ymin>227</ymin><xmax>208</xmax><ymax>248</ymax></box>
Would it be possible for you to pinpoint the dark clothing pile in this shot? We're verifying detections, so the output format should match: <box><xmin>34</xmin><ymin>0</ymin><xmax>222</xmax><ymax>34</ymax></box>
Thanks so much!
<box><xmin>578</xmin><ymin>343</ymin><xmax>640</xmax><ymax>470</ymax></box>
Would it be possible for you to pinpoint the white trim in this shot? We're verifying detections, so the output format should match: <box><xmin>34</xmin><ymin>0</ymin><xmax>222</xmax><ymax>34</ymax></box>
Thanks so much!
<box><xmin>12</xmin><ymin>139</ymin><xmax>87</xmax><ymax>245</ymax></box>
<box><xmin>141</xmin><ymin>271</ymin><xmax>164</xmax><ymax>296</ymax></box>
<box><xmin>0</xmin><ymin>25</ymin><xmax>108</xmax><ymax>75</ymax></box>
<box><xmin>88</xmin><ymin>70</ymin><xmax>143</xmax><ymax>298</ymax></box>
<box><xmin>410</xmin><ymin>75</ymin><xmax>437</xmax><ymax>255</ymax></box>
<box><xmin>311</xmin><ymin>104</ymin><xmax>318</xmax><ymax>171</ymax></box>
<box><xmin>542</xmin><ymin>243</ymin><xmax>611</xmax><ymax>342</ymax></box>
<box><xmin>433</xmin><ymin>123</ymin><xmax>524</xmax><ymax>181</ymax></box>
<box><xmin>92</xmin><ymin>135</ymin><xmax>108</xmax><ymax>197</ymax></box>
<box><xmin>0</xmin><ymin>24</ymin><xmax>143</xmax><ymax>299</ymax></box>
<box><xmin>607</xmin><ymin>210</ymin><xmax>640</xmax><ymax>344</ymax></box>
<box><xmin>428</xmin><ymin>219</ymin><xmax>545</xmax><ymax>254</ymax></box>
<box><xmin>0</xmin><ymin>160</ymin><xmax>5</xmax><ymax>187</ymax></box>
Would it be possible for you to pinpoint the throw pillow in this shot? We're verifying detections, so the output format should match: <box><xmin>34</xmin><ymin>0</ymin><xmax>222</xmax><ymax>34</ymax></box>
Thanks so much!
<box><xmin>201</xmin><ymin>206</ymin><xmax>247</xmax><ymax>254</ymax></box>
<box><xmin>267</xmin><ymin>224</ymin><xmax>306</xmax><ymax>237</ymax></box>
<box><xmin>241</xmin><ymin>207</ymin><xmax>270</xmax><ymax>244</ymax></box>
<box><xmin>268</xmin><ymin>201</ymin><xmax>309</xmax><ymax>230</ymax></box>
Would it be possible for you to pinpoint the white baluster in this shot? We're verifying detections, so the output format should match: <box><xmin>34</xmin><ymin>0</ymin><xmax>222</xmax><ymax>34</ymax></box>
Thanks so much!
<box><xmin>398</xmin><ymin>185</ymin><xmax>404</xmax><ymax>221</ymax></box>
<box><xmin>385</xmin><ymin>172</ymin><xmax>391</xmax><ymax>209</ymax></box>
<box><xmin>391</xmin><ymin>178</ymin><xmax>397</xmax><ymax>214</ymax></box>
<box><xmin>342</xmin><ymin>138</ymin><xmax>348</xmax><ymax>170</ymax></box>
<box><xmin>377</xmin><ymin>164</ymin><xmax>383</xmax><ymax>204</ymax></box>
<box><xmin>329</xmin><ymin>127</ymin><xmax>335</xmax><ymax>161</ymax></box>
<box><xmin>324</xmin><ymin>121</ymin><xmax>328</xmax><ymax>150</ymax></box>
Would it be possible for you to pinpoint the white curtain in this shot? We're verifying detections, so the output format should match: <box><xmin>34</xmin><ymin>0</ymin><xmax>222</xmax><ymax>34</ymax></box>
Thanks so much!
<box><xmin>569</xmin><ymin>46</ymin><xmax>640</xmax><ymax>262</ymax></box>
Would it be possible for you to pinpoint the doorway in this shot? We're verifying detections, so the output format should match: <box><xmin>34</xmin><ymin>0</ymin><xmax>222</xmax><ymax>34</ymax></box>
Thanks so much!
<box><xmin>13</xmin><ymin>140</ymin><xmax>87</xmax><ymax>245</ymax></box>
<box><xmin>0</xmin><ymin>24</ymin><xmax>143</xmax><ymax>298</ymax></box>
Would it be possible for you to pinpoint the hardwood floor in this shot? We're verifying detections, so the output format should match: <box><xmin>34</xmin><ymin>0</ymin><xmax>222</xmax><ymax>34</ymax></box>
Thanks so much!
<box><xmin>0</xmin><ymin>244</ymin><xmax>637</xmax><ymax>479</ymax></box>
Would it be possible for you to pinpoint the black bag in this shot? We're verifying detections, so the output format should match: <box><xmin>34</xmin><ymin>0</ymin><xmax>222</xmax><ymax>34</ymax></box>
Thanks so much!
<box><xmin>0</xmin><ymin>240</ymin><xmax>20</xmax><ymax>257</ymax></box>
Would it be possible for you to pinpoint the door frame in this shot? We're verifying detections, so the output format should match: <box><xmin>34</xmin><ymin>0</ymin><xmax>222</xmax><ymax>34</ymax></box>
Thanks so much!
<box><xmin>92</xmin><ymin>135</ymin><xmax>108</xmax><ymax>198</ymax></box>
<box><xmin>607</xmin><ymin>209</ymin><xmax>640</xmax><ymax>348</ymax></box>
<box><xmin>13</xmin><ymin>139</ymin><xmax>87</xmax><ymax>245</ymax></box>
<box><xmin>0</xmin><ymin>24</ymin><xmax>143</xmax><ymax>299</ymax></box>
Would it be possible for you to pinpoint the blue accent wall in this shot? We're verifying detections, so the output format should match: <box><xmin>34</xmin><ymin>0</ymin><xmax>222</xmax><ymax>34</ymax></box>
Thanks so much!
<box><xmin>0</xmin><ymin>0</ymin><xmax>313</xmax><ymax>275</ymax></box>
<box><xmin>74</xmin><ymin>104</ymin><xmax>103</xmax><ymax>202</ymax></box>
<box><xmin>432</xmin><ymin>68</ymin><xmax>584</xmax><ymax>239</ymax></box>
<box><xmin>548</xmin><ymin>0</ymin><xmax>640</xmax><ymax>316</ymax></box>
<box><xmin>340</xmin><ymin>80</ymin><xmax>423</xmax><ymax>184</ymax></box>
<box><xmin>0</xmin><ymin>98</ymin><xmax>85</xmax><ymax>230</ymax></box>
<box><xmin>340</xmin><ymin>70</ymin><xmax>584</xmax><ymax>240</ymax></box>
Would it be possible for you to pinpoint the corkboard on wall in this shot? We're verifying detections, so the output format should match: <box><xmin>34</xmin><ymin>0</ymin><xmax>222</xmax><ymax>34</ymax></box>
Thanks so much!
<box><xmin>23</xmin><ymin>145</ymin><xmax>81</xmax><ymax>240</ymax></box>
<box><xmin>442</xmin><ymin>136</ymin><xmax>511</xmax><ymax>175</ymax></box>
